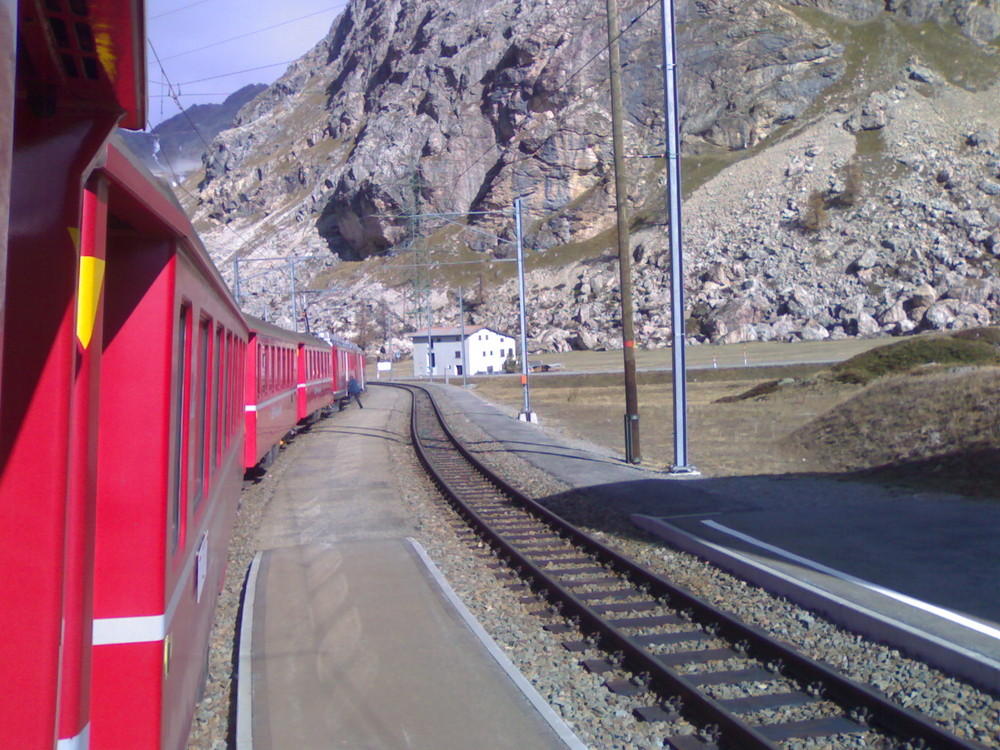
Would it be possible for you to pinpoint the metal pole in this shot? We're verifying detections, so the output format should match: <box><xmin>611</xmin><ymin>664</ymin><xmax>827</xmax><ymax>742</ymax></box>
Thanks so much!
<box><xmin>515</xmin><ymin>198</ymin><xmax>533</xmax><ymax>421</ymax></box>
<box><xmin>426</xmin><ymin>313</ymin><xmax>433</xmax><ymax>381</ymax></box>
<box><xmin>459</xmin><ymin>286</ymin><xmax>468</xmax><ymax>387</ymax></box>
<box><xmin>661</xmin><ymin>0</ymin><xmax>696</xmax><ymax>474</ymax></box>
<box><xmin>607</xmin><ymin>0</ymin><xmax>642</xmax><ymax>464</ymax></box>
<box><xmin>288</xmin><ymin>258</ymin><xmax>299</xmax><ymax>332</ymax></box>
<box><xmin>233</xmin><ymin>258</ymin><xmax>241</xmax><ymax>306</ymax></box>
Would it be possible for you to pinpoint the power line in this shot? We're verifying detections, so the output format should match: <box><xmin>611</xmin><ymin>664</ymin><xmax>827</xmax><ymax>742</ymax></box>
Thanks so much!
<box><xmin>176</xmin><ymin>61</ymin><xmax>296</xmax><ymax>86</ymax></box>
<box><xmin>149</xmin><ymin>40</ymin><xmax>215</xmax><ymax>152</ymax></box>
<box><xmin>146</xmin><ymin>40</ymin><xmax>259</xmax><ymax>257</ymax></box>
<box><xmin>150</xmin><ymin>92</ymin><xmax>242</xmax><ymax>98</ymax></box>
<box><xmin>446</xmin><ymin>0</ymin><xmax>660</xmax><ymax>203</ymax></box>
<box><xmin>150</xmin><ymin>0</ymin><xmax>218</xmax><ymax>20</ymax></box>
<box><xmin>160</xmin><ymin>5</ymin><xmax>345</xmax><ymax>62</ymax></box>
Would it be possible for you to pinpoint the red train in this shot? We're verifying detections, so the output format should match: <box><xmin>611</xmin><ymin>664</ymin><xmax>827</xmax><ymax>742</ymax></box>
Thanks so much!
<box><xmin>0</xmin><ymin>3</ymin><xmax>364</xmax><ymax>748</ymax></box>
<box><xmin>244</xmin><ymin>316</ymin><xmax>364</xmax><ymax>470</ymax></box>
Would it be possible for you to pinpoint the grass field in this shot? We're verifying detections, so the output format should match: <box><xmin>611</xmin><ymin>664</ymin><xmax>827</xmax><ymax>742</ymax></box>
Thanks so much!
<box><xmin>467</xmin><ymin>363</ymin><xmax>854</xmax><ymax>476</ymax></box>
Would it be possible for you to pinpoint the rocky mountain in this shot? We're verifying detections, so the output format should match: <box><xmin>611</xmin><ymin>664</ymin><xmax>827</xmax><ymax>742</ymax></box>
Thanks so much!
<box><xmin>120</xmin><ymin>84</ymin><xmax>266</xmax><ymax>178</ymax></box>
<box><xmin>185</xmin><ymin>0</ymin><xmax>1000</xmax><ymax>357</ymax></box>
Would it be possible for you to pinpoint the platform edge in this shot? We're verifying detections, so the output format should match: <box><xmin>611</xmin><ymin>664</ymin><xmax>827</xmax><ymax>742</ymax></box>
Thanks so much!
<box><xmin>235</xmin><ymin>551</ymin><xmax>264</xmax><ymax>750</ymax></box>
<box><xmin>631</xmin><ymin>514</ymin><xmax>1000</xmax><ymax>695</ymax></box>
<box><xmin>405</xmin><ymin>537</ymin><xmax>590</xmax><ymax>750</ymax></box>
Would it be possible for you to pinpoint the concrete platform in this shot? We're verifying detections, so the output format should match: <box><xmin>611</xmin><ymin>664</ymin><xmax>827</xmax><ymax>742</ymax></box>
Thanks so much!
<box><xmin>239</xmin><ymin>538</ymin><xmax>583</xmax><ymax>750</ymax></box>
<box><xmin>237</xmin><ymin>386</ymin><xmax>585</xmax><ymax>750</ymax></box>
<box><xmin>424</xmin><ymin>381</ymin><xmax>1000</xmax><ymax>694</ymax></box>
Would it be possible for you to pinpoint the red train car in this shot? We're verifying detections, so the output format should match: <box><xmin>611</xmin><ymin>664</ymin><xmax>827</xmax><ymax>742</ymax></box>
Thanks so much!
<box><xmin>244</xmin><ymin>320</ymin><xmax>365</xmax><ymax>468</ymax></box>
<box><xmin>298</xmin><ymin>332</ymin><xmax>335</xmax><ymax>423</ymax></box>
<box><xmin>88</xmin><ymin>136</ymin><xmax>249</xmax><ymax>750</ymax></box>
<box><xmin>1</xmin><ymin>2</ymin><xmax>148</xmax><ymax>748</ymax></box>
<box><xmin>1</xmin><ymin>3</ymin><xmax>364</xmax><ymax>746</ymax></box>
<box><xmin>332</xmin><ymin>333</ymin><xmax>365</xmax><ymax>403</ymax></box>
<box><xmin>244</xmin><ymin>316</ymin><xmax>301</xmax><ymax>469</ymax></box>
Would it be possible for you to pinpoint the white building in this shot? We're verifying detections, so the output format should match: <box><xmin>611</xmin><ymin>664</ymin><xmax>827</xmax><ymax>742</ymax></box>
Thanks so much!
<box><xmin>409</xmin><ymin>326</ymin><xmax>516</xmax><ymax>378</ymax></box>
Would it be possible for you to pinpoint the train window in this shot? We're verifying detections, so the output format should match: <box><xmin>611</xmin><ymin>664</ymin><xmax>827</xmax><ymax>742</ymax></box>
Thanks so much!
<box><xmin>238</xmin><ymin>340</ymin><xmax>246</xmax><ymax>432</ymax></box>
<box><xmin>223</xmin><ymin>331</ymin><xmax>232</xmax><ymax>450</ymax></box>
<box><xmin>212</xmin><ymin>325</ymin><xmax>222</xmax><ymax>469</ymax></box>
<box><xmin>262</xmin><ymin>345</ymin><xmax>268</xmax><ymax>397</ymax></box>
<box><xmin>171</xmin><ymin>304</ymin><xmax>192</xmax><ymax>554</ymax></box>
<box><xmin>262</xmin><ymin>344</ymin><xmax>270</xmax><ymax>398</ymax></box>
<box><xmin>235</xmin><ymin>338</ymin><xmax>243</xmax><ymax>438</ymax></box>
<box><xmin>226</xmin><ymin>333</ymin><xmax>234</xmax><ymax>444</ymax></box>
<box><xmin>192</xmin><ymin>318</ymin><xmax>210</xmax><ymax>511</ymax></box>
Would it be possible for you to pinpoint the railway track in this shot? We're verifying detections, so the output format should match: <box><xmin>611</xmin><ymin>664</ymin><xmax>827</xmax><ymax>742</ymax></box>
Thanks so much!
<box><xmin>391</xmin><ymin>382</ymin><xmax>987</xmax><ymax>750</ymax></box>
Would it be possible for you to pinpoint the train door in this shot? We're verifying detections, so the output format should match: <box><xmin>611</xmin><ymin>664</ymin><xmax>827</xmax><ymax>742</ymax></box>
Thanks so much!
<box><xmin>92</xmin><ymin>194</ymin><xmax>176</xmax><ymax>748</ymax></box>
<box><xmin>0</xmin><ymin>61</ymin><xmax>119</xmax><ymax>750</ymax></box>
<box><xmin>0</xmin><ymin>0</ymin><xmax>13</xmax><ymax>376</ymax></box>
<box><xmin>59</xmin><ymin>173</ymin><xmax>110</xmax><ymax>747</ymax></box>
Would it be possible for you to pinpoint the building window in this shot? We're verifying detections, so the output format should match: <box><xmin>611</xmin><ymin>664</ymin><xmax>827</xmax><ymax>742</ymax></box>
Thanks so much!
<box><xmin>454</xmin><ymin>351</ymin><xmax>461</xmax><ymax>359</ymax></box>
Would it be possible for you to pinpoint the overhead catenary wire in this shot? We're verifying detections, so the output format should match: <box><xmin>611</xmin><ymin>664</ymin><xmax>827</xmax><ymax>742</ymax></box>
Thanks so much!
<box><xmin>445</xmin><ymin>0</ymin><xmax>662</xmax><ymax>204</ymax></box>
<box><xmin>148</xmin><ymin>0</ymin><xmax>665</xmax><ymax>282</ymax></box>
<box><xmin>148</xmin><ymin>40</ymin><xmax>215</xmax><ymax>153</ymax></box>
<box><xmin>160</xmin><ymin>5</ymin><xmax>345</xmax><ymax>62</ymax></box>
<box><xmin>147</xmin><ymin>40</ymin><xmax>260</xmax><ymax>257</ymax></box>
<box><xmin>150</xmin><ymin>0</ymin><xmax>219</xmax><ymax>19</ymax></box>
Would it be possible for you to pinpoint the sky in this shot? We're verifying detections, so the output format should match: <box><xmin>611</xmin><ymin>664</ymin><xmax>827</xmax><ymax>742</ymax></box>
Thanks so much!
<box><xmin>145</xmin><ymin>0</ymin><xmax>349</xmax><ymax>128</ymax></box>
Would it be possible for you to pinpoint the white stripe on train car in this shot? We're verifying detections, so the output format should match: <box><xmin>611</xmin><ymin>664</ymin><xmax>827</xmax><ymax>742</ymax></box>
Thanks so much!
<box><xmin>246</xmin><ymin>391</ymin><xmax>296</xmax><ymax>413</ymax></box>
<box><xmin>94</xmin><ymin>490</ymin><xmax>225</xmax><ymax>647</ymax></box>
<box><xmin>56</xmin><ymin>723</ymin><xmax>89</xmax><ymax>750</ymax></box>
<box><xmin>92</xmin><ymin>614</ymin><xmax>165</xmax><ymax>645</ymax></box>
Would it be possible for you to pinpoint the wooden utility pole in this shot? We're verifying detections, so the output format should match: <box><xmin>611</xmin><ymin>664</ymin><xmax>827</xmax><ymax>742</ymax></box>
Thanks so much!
<box><xmin>606</xmin><ymin>0</ymin><xmax>642</xmax><ymax>463</ymax></box>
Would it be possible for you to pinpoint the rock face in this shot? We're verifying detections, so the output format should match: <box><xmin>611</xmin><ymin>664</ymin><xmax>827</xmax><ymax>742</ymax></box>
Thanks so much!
<box><xmin>120</xmin><ymin>84</ymin><xmax>266</xmax><ymax>177</ymax></box>
<box><xmin>189</xmin><ymin>0</ymin><xmax>1000</xmax><ymax>355</ymax></box>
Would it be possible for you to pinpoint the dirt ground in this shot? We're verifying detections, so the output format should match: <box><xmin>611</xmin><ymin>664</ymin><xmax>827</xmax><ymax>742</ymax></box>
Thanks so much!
<box><xmin>467</xmin><ymin>364</ymin><xmax>855</xmax><ymax>476</ymax></box>
<box><xmin>380</xmin><ymin>336</ymin><xmax>1000</xmax><ymax>497</ymax></box>
<box><xmin>461</xmin><ymin>358</ymin><xmax>1000</xmax><ymax>502</ymax></box>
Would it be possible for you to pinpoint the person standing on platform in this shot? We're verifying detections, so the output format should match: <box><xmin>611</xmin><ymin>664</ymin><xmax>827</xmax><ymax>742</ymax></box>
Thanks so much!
<box><xmin>348</xmin><ymin>376</ymin><xmax>363</xmax><ymax>408</ymax></box>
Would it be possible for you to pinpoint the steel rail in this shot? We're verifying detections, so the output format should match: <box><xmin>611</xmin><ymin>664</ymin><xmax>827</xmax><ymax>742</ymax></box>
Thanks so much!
<box><xmin>384</xmin><ymin>382</ymin><xmax>986</xmax><ymax>750</ymax></box>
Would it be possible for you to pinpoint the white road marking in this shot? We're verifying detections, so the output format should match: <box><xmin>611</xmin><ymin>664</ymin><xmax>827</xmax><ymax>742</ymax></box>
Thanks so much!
<box><xmin>702</xmin><ymin>520</ymin><xmax>1000</xmax><ymax>641</ymax></box>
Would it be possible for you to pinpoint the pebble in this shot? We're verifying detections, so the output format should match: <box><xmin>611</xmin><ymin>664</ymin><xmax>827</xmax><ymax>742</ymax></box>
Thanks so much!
<box><xmin>187</xmin><ymin>390</ymin><xmax>1000</xmax><ymax>750</ymax></box>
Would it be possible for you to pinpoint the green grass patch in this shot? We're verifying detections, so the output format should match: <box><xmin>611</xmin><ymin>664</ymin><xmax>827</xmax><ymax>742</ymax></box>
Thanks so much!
<box><xmin>713</xmin><ymin>379</ymin><xmax>783</xmax><ymax>403</ymax></box>
<box><xmin>832</xmin><ymin>332</ymin><xmax>1000</xmax><ymax>384</ymax></box>
<box><xmin>466</xmin><ymin>363</ymin><xmax>827</xmax><ymax>390</ymax></box>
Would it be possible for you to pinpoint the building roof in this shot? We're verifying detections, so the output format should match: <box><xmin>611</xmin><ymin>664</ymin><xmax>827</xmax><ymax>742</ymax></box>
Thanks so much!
<box><xmin>408</xmin><ymin>326</ymin><xmax>484</xmax><ymax>339</ymax></box>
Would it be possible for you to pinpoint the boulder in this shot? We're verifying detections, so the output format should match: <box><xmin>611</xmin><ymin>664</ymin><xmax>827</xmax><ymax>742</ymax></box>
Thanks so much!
<box><xmin>569</xmin><ymin>328</ymin><xmax>600</xmax><ymax>350</ymax></box>
<box><xmin>923</xmin><ymin>301</ymin><xmax>956</xmax><ymax>329</ymax></box>
<box><xmin>799</xmin><ymin>319</ymin><xmax>830</xmax><ymax>340</ymax></box>
<box><xmin>843</xmin><ymin>92</ymin><xmax>891</xmax><ymax>132</ymax></box>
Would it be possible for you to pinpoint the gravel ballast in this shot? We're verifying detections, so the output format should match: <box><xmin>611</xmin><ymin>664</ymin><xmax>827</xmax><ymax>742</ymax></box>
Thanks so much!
<box><xmin>187</xmin><ymin>386</ymin><xmax>1000</xmax><ymax>749</ymax></box>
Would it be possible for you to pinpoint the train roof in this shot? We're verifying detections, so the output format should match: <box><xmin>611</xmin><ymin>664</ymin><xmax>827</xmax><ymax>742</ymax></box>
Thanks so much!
<box><xmin>244</xmin><ymin>315</ymin><xmax>363</xmax><ymax>354</ymax></box>
<box><xmin>244</xmin><ymin>315</ymin><xmax>339</xmax><ymax>349</ymax></box>
<box><xmin>99</xmin><ymin>134</ymin><xmax>245</xmax><ymax>329</ymax></box>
